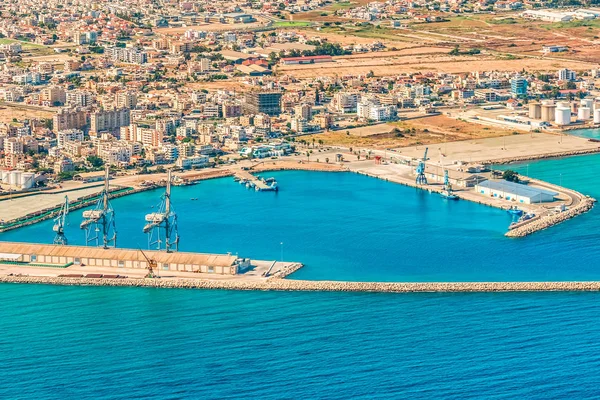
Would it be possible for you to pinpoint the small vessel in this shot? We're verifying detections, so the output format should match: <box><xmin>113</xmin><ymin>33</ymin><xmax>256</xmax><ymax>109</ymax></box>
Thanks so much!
<box><xmin>233</xmin><ymin>177</ymin><xmax>240</xmax><ymax>182</ymax></box>
<box><xmin>507</xmin><ymin>206</ymin><xmax>523</xmax><ymax>217</ymax></box>
<box><xmin>440</xmin><ymin>189</ymin><xmax>458</xmax><ymax>200</ymax></box>
<box><xmin>440</xmin><ymin>170</ymin><xmax>458</xmax><ymax>200</ymax></box>
<box><xmin>520</xmin><ymin>212</ymin><xmax>535</xmax><ymax>222</ymax></box>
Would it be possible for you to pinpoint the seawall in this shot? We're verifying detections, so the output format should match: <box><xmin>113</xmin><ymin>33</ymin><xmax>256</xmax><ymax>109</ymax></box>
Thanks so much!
<box><xmin>506</xmin><ymin>196</ymin><xmax>595</xmax><ymax>237</ymax></box>
<box><xmin>3</xmin><ymin>275</ymin><xmax>600</xmax><ymax>293</ymax></box>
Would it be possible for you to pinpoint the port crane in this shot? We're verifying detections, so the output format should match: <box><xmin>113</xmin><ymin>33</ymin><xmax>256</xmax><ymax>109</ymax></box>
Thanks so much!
<box><xmin>80</xmin><ymin>165</ymin><xmax>117</xmax><ymax>249</ymax></box>
<box><xmin>443</xmin><ymin>170</ymin><xmax>451</xmax><ymax>191</ymax></box>
<box><xmin>143</xmin><ymin>168</ymin><xmax>179</xmax><ymax>252</ymax></box>
<box><xmin>52</xmin><ymin>196</ymin><xmax>69</xmax><ymax>245</ymax></box>
<box><xmin>415</xmin><ymin>147</ymin><xmax>429</xmax><ymax>185</ymax></box>
<box><xmin>139</xmin><ymin>248</ymin><xmax>159</xmax><ymax>278</ymax></box>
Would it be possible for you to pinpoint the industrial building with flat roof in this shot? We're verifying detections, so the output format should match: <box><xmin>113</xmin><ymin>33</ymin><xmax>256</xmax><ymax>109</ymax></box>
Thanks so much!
<box><xmin>0</xmin><ymin>242</ymin><xmax>247</xmax><ymax>275</ymax></box>
<box><xmin>475</xmin><ymin>180</ymin><xmax>557</xmax><ymax>204</ymax></box>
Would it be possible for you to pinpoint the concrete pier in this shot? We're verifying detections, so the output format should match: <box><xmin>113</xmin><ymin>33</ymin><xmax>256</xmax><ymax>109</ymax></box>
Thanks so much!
<box><xmin>234</xmin><ymin>170</ymin><xmax>272</xmax><ymax>191</ymax></box>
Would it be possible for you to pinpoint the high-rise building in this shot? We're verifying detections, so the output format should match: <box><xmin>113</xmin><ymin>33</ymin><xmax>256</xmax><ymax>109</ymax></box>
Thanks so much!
<box><xmin>243</xmin><ymin>92</ymin><xmax>282</xmax><ymax>116</ymax></box>
<box><xmin>53</xmin><ymin>108</ymin><xmax>87</xmax><ymax>131</ymax></box>
<box><xmin>90</xmin><ymin>109</ymin><xmax>131</xmax><ymax>135</ymax></box>
<box><xmin>116</xmin><ymin>91</ymin><xmax>137</xmax><ymax>109</ymax></box>
<box><xmin>510</xmin><ymin>76</ymin><xmax>528</xmax><ymax>97</ymax></box>
<box><xmin>558</xmin><ymin>68</ymin><xmax>576</xmax><ymax>82</ymax></box>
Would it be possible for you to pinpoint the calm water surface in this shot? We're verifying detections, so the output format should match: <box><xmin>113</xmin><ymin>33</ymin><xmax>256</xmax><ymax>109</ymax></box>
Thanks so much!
<box><xmin>1</xmin><ymin>158</ymin><xmax>600</xmax><ymax>397</ymax></box>
<box><xmin>2</xmin><ymin>168</ymin><xmax>600</xmax><ymax>282</ymax></box>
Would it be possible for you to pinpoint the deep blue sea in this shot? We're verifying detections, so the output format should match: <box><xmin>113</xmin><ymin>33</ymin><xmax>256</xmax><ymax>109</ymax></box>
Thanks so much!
<box><xmin>2</xmin><ymin>156</ymin><xmax>600</xmax><ymax>397</ymax></box>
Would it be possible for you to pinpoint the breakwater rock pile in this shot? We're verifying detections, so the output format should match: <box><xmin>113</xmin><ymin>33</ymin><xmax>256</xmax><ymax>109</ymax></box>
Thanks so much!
<box><xmin>4</xmin><ymin>275</ymin><xmax>600</xmax><ymax>293</ymax></box>
<box><xmin>506</xmin><ymin>196</ymin><xmax>596</xmax><ymax>238</ymax></box>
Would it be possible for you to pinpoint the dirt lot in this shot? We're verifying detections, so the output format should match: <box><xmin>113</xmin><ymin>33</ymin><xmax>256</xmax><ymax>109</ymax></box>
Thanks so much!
<box><xmin>0</xmin><ymin>106</ymin><xmax>54</xmax><ymax>124</ymax></box>
<box><xmin>277</xmin><ymin>53</ymin><xmax>596</xmax><ymax>77</ymax></box>
<box><xmin>304</xmin><ymin>114</ymin><xmax>517</xmax><ymax>149</ymax></box>
<box><xmin>155</xmin><ymin>20</ymin><xmax>267</xmax><ymax>35</ymax></box>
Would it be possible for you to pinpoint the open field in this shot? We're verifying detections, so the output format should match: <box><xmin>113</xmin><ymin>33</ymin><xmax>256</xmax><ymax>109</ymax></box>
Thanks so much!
<box><xmin>0</xmin><ymin>104</ymin><xmax>54</xmax><ymax>124</ymax></box>
<box><xmin>274</xmin><ymin>21</ymin><xmax>312</xmax><ymax>27</ymax></box>
<box><xmin>277</xmin><ymin>54</ymin><xmax>597</xmax><ymax>77</ymax></box>
<box><xmin>155</xmin><ymin>20</ymin><xmax>267</xmax><ymax>35</ymax></box>
<box><xmin>305</xmin><ymin>114</ymin><xmax>523</xmax><ymax>149</ymax></box>
<box><xmin>0</xmin><ymin>38</ymin><xmax>46</xmax><ymax>50</ymax></box>
<box><xmin>396</xmin><ymin>132</ymin><xmax>600</xmax><ymax>163</ymax></box>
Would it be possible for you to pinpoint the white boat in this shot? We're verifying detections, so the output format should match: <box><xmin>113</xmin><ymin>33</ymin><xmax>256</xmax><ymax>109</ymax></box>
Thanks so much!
<box><xmin>440</xmin><ymin>190</ymin><xmax>458</xmax><ymax>200</ymax></box>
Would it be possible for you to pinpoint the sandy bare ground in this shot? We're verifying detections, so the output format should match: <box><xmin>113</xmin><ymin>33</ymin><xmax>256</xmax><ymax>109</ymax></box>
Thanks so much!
<box><xmin>395</xmin><ymin>132</ymin><xmax>600</xmax><ymax>164</ymax></box>
<box><xmin>155</xmin><ymin>21</ymin><xmax>267</xmax><ymax>35</ymax></box>
<box><xmin>0</xmin><ymin>106</ymin><xmax>54</xmax><ymax>124</ymax></box>
<box><xmin>277</xmin><ymin>55</ymin><xmax>597</xmax><ymax>77</ymax></box>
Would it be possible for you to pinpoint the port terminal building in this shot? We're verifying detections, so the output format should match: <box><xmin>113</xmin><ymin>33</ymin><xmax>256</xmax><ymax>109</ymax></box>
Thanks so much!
<box><xmin>0</xmin><ymin>242</ymin><xmax>250</xmax><ymax>275</ymax></box>
<box><xmin>475</xmin><ymin>180</ymin><xmax>557</xmax><ymax>204</ymax></box>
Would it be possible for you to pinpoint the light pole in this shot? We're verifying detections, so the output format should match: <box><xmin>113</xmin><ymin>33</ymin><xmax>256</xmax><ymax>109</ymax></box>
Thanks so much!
<box><xmin>280</xmin><ymin>242</ymin><xmax>284</xmax><ymax>263</ymax></box>
<box><xmin>560</xmin><ymin>173</ymin><xmax>563</xmax><ymax>187</ymax></box>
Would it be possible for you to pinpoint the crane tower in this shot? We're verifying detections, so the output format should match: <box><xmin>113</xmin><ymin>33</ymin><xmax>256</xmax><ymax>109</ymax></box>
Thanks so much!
<box><xmin>80</xmin><ymin>165</ymin><xmax>117</xmax><ymax>249</ymax></box>
<box><xmin>143</xmin><ymin>169</ymin><xmax>179</xmax><ymax>252</ymax></box>
<box><xmin>415</xmin><ymin>147</ymin><xmax>429</xmax><ymax>185</ymax></box>
<box><xmin>53</xmin><ymin>196</ymin><xmax>69</xmax><ymax>245</ymax></box>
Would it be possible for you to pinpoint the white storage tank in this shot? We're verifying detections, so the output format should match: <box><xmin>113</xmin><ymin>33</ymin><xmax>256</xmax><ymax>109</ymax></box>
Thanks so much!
<box><xmin>555</xmin><ymin>107</ymin><xmax>571</xmax><ymax>125</ymax></box>
<box><xmin>581</xmin><ymin>99</ymin><xmax>594</xmax><ymax>109</ymax></box>
<box><xmin>9</xmin><ymin>170</ymin><xmax>21</xmax><ymax>186</ymax></box>
<box><xmin>594</xmin><ymin>109</ymin><xmax>600</xmax><ymax>124</ymax></box>
<box><xmin>541</xmin><ymin>104</ymin><xmax>556</xmax><ymax>122</ymax></box>
<box><xmin>20</xmin><ymin>172</ymin><xmax>35</xmax><ymax>189</ymax></box>
<box><xmin>578</xmin><ymin>107</ymin><xmax>591</xmax><ymax>120</ymax></box>
<box><xmin>0</xmin><ymin>170</ymin><xmax>8</xmax><ymax>183</ymax></box>
<box><xmin>557</xmin><ymin>101</ymin><xmax>570</xmax><ymax>109</ymax></box>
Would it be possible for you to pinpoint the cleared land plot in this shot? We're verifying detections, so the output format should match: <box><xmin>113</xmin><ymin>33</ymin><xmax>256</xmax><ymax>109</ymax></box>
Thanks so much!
<box><xmin>396</xmin><ymin>132</ymin><xmax>600</xmax><ymax>163</ymax></box>
<box><xmin>156</xmin><ymin>21</ymin><xmax>267</xmax><ymax>35</ymax></box>
<box><xmin>0</xmin><ymin>105</ymin><xmax>54</xmax><ymax>124</ymax></box>
<box><xmin>277</xmin><ymin>54</ymin><xmax>597</xmax><ymax>77</ymax></box>
<box><xmin>307</xmin><ymin>114</ymin><xmax>526</xmax><ymax>149</ymax></box>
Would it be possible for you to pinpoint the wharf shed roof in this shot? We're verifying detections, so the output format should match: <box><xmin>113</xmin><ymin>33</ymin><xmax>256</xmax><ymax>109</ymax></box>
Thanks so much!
<box><xmin>476</xmin><ymin>180</ymin><xmax>557</xmax><ymax>198</ymax></box>
<box><xmin>0</xmin><ymin>242</ymin><xmax>237</xmax><ymax>267</ymax></box>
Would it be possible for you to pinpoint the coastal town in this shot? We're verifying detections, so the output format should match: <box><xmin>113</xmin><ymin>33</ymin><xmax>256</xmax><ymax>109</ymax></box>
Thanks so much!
<box><xmin>0</xmin><ymin>0</ymin><xmax>600</xmax><ymax>289</ymax></box>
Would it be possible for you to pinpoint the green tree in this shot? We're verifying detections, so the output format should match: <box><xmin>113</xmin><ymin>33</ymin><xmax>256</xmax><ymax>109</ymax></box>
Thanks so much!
<box><xmin>502</xmin><ymin>170</ymin><xmax>519</xmax><ymax>183</ymax></box>
<box><xmin>86</xmin><ymin>155</ymin><xmax>104</xmax><ymax>168</ymax></box>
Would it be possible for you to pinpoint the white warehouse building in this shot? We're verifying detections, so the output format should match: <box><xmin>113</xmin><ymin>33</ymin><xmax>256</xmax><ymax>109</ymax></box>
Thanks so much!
<box><xmin>475</xmin><ymin>180</ymin><xmax>557</xmax><ymax>204</ymax></box>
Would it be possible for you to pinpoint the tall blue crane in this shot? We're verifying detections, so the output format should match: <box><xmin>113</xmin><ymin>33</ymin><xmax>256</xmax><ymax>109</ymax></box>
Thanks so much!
<box><xmin>143</xmin><ymin>168</ymin><xmax>179</xmax><ymax>253</ymax></box>
<box><xmin>80</xmin><ymin>166</ymin><xmax>117</xmax><ymax>249</ymax></box>
<box><xmin>415</xmin><ymin>147</ymin><xmax>429</xmax><ymax>185</ymax></box>
<box><xmin>53</xmin><ymin>196</ymin><xmax>69</xmax><ymax>245</ymax></box>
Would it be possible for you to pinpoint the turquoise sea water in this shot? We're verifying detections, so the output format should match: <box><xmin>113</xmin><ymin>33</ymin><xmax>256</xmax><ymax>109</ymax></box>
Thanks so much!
<box><xmin>2</xmin><ymin>167</ymin><xmax>600</xmax><ymax>282</ymax></box>
<box><xmin>2</xmin><ymin>158</ymin><xmax>600</xmax><ymax>397</ymax></box>
<box><xmin>569</xmin><ymin>127</ymin><xmax>600</xmax><ymax>140</ymax></box>
<box><xmin>1</xmin><ymin>284</ymin><xmax>600</xmax><ymax>399</ymax></box>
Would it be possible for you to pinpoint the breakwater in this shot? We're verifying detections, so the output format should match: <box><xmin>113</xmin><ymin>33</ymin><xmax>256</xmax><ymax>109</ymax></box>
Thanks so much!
<box><xmin>506</xmin><ymin>196</ymin><xmax>596</xmax><ymax>237</ymax></box>
<box><xmin>4</xmin><ymin>275</ymin><xmax>600</xmax><ymax>293</ymax></box>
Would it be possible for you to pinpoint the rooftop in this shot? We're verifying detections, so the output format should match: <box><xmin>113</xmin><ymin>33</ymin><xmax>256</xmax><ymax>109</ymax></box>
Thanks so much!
<box><xmin>0</xmin><ymin>242</ymin><xmax>238</xmax><ymax>267</ymax></box>
<box><xmin>476</xmin><ymin>180</ymin><xmax>558</xmax><ymax>198</ymax></box>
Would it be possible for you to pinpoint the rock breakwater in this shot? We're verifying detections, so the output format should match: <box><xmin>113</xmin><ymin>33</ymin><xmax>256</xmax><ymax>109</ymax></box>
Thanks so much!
<box><xmin>506</xmin><ymin>196</ymin><xmax>596</xmax><ymax>237</ymax></box>
<box><xmin>3</xmin><ymin>275</ymin><xmax>600</xmax><ymax>293</ymax></box>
